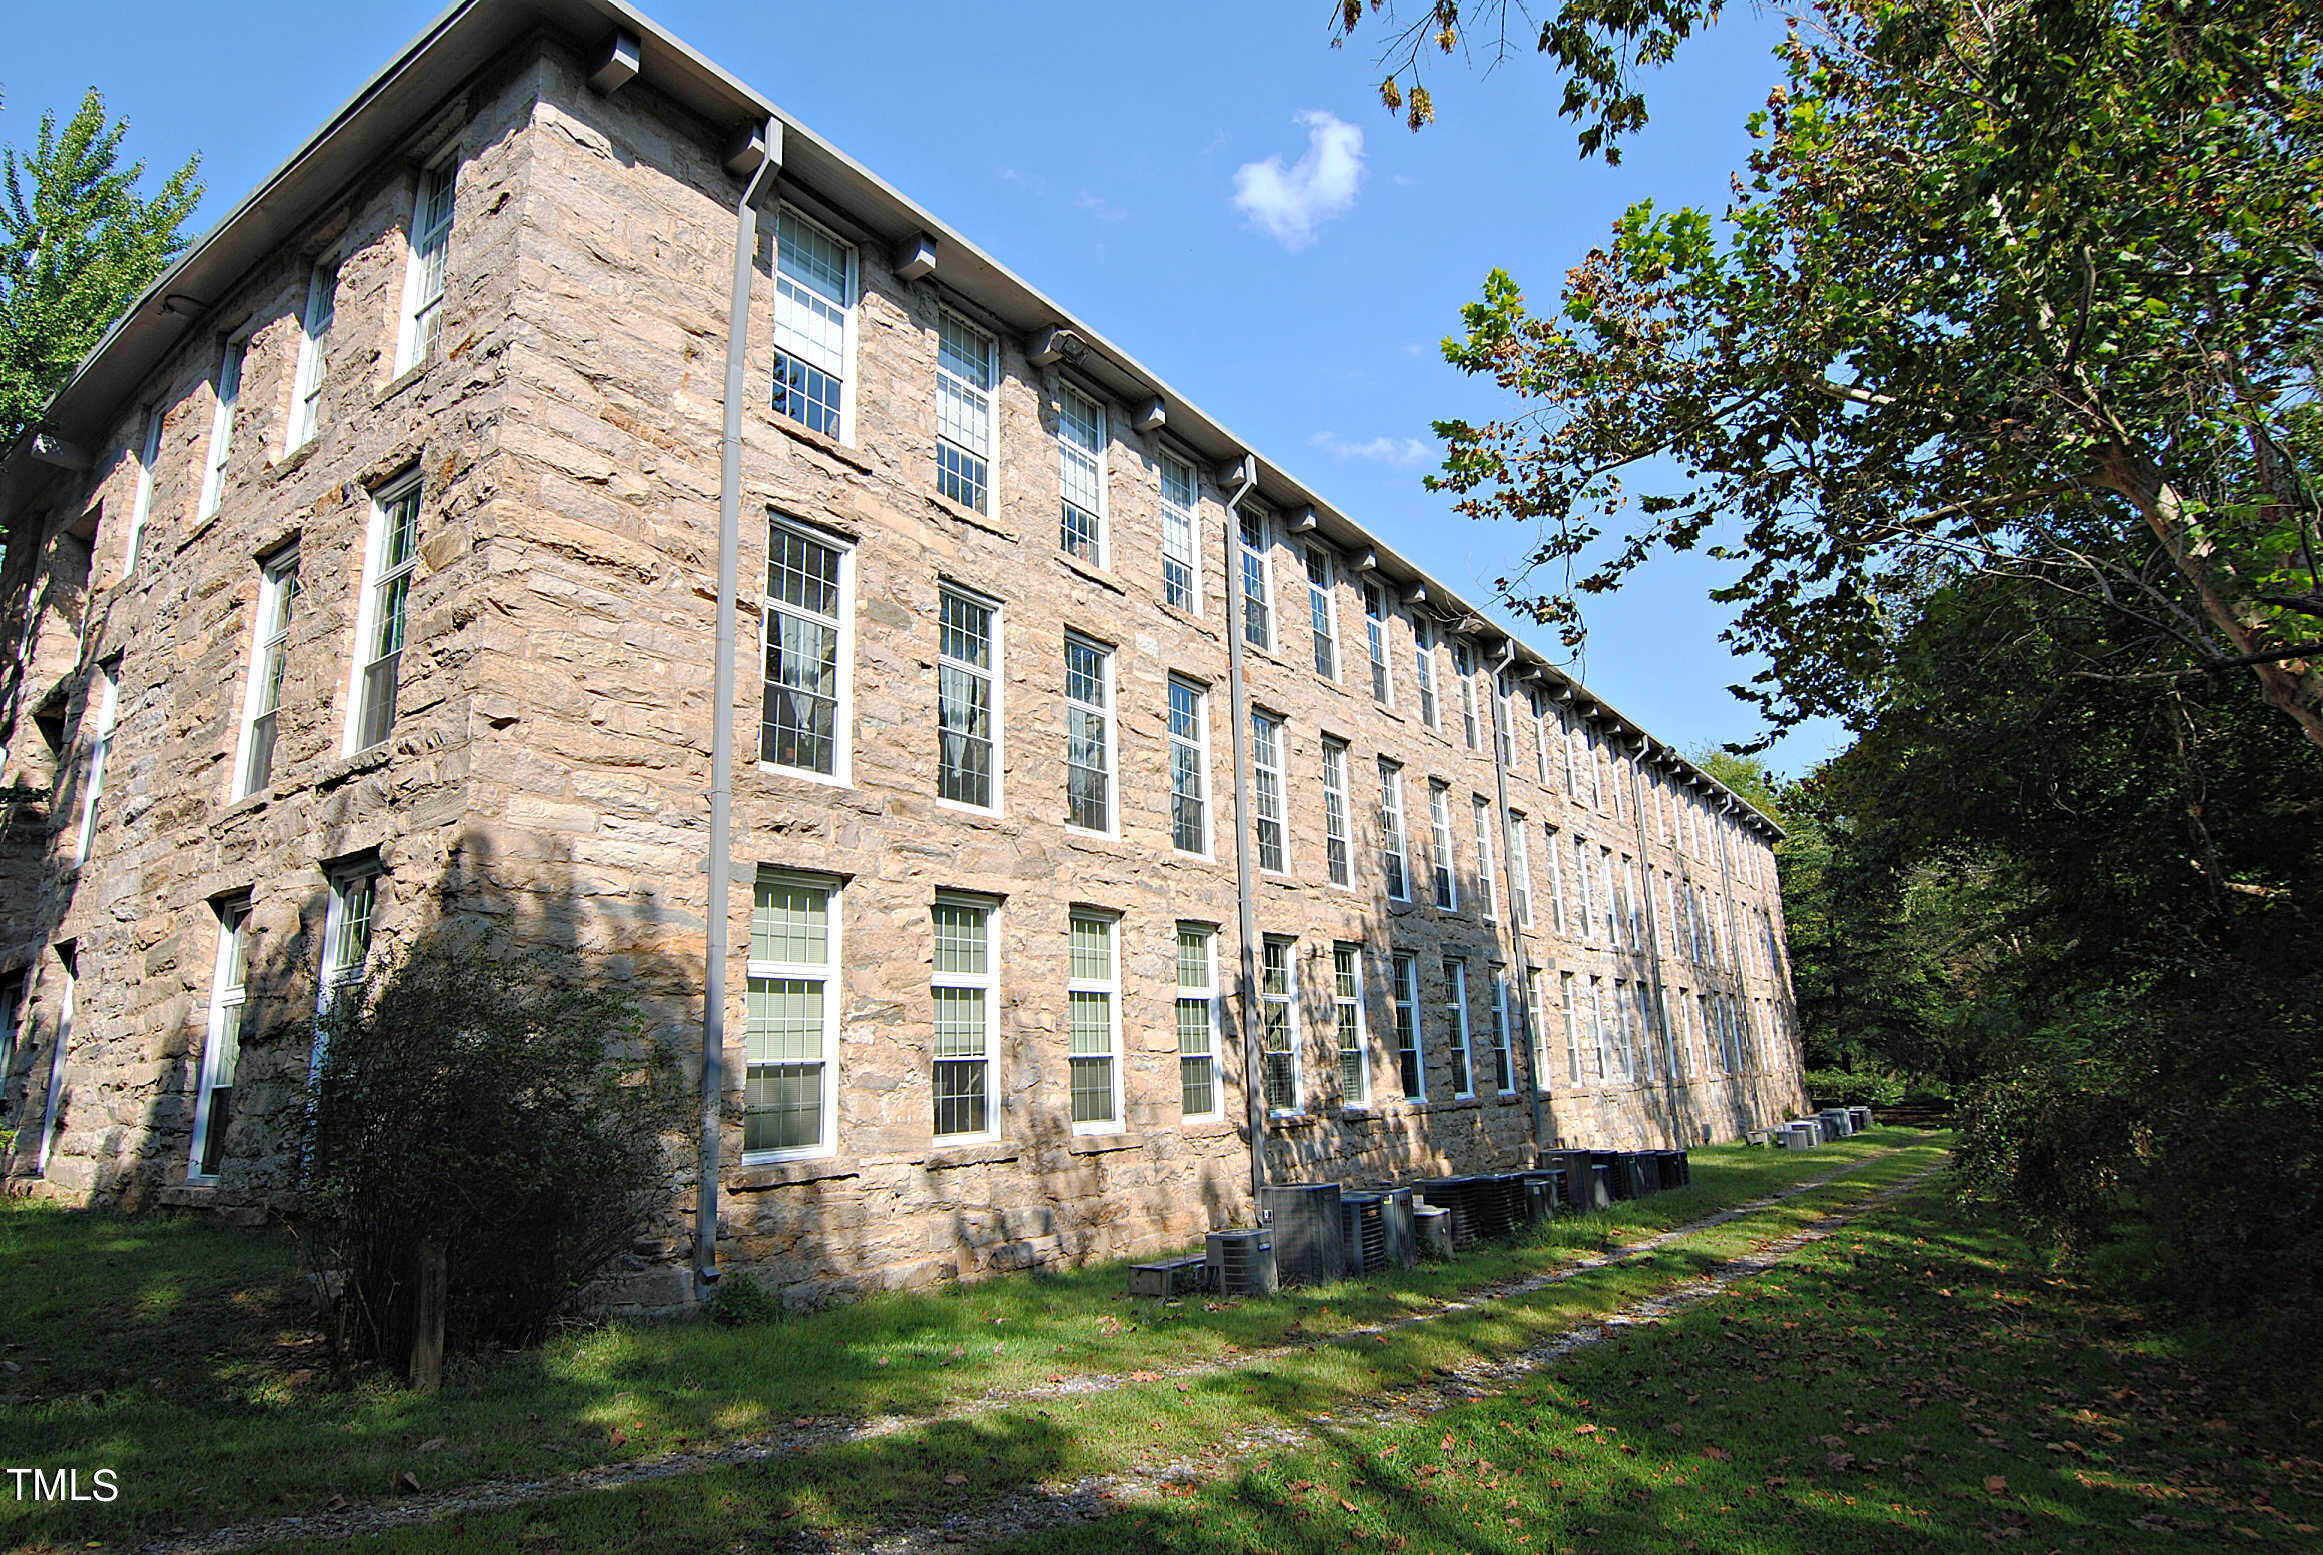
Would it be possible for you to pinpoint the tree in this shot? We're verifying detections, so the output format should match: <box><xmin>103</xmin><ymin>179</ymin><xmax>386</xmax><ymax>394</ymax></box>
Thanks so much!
<box><xmin>0</xmin><ymin>89</ymin><xmax>201</xmax><ymax>450</ymax></box>
<box><xmin>1345</xmin><ymin>1</ymin><xmax>2323</xmax><ymax>756</ymax></box>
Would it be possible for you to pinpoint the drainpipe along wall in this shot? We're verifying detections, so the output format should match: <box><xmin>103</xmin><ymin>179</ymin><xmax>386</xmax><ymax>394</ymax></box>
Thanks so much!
<box><xmin>698</xmin><ymin>118</ymin><xmax>779</xmax><ymax>1302</ymax></box>
<box><xmin>1216</xmin><ymin>454</ymin><xmax>1268</xmax><ymax>1208</ymax></box>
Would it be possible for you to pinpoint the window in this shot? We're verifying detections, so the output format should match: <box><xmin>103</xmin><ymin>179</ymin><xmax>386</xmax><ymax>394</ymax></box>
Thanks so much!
<box><xmin>1545</xmin><ymin>823</ymin><xmax>1567</xmax><ymax>934</ymax></box>
<box><xmin>1413</xmin><ymin>616</ymin><xmax>1440</xmax><ymax>728</ymax></box>
<box><xmin>1363</xmin><ymin>583</ymin><xmax>1393</xmax><ymax>704</ymax></box>
<box><xmin>1159</xmin><ymin>453</ymin><xmax>1201</xmax><ymax>611</ymax></box>
<box><xmin>233</xmin><ymin>547</ymin><xmax>299</xmax><ymax>798</ymax></box>
<box><xmin>1610</xmin><ymin>979</ymin><xmax>1637</xmax><ymax>1082</ymax></box>
<box><xmin>287</xmin><ymin>261</ymin><xmax>337</xmax><ymax>452</ymax></box>
<box><xmin>1442</xmin><ymin>957</ymin><xmax>1475</xmax><ymax>1098</ymax></box>
<box><xmin>197</xmin><ymin>336</ymin><xmax>247</xmax><ymax>521</ymax></box>
<box><xmin>1064</xmin><ymin>634</ymin><xmax>1114</xmax><ymax>832</ymax></box>
<box><xmin>1661</xmin><ymin>985</ymin><xmax>1687</xmax><ymax>1079</ymax></box>
<box><xmin>73</xmin><ymin>663</ymin><xmax>117</xmax><ymax>867</ymax></box>
<box><xmin>1699</xmin><ymin>991</ymin><xmax>1720</xmax><ymax>1076</ymax></box>
<box><xmin>1489</xmin><ymin>967</ymin><xmax>1516</xmax><ymax>1093</ymax></box>
<box><xmin>1529</xmin><ymin>969</ymin><xmax>1551</xmax><ymax>1089</ymax></box>
<box><xmin>937</xmin><ymin>586</ymin><xmax>999</xmax><ymax>808</ymax></box>
<box><xmin>1069</xmin><ymin>912</ymin><xmax>1121</xmax><ymax>1128</ymax></box>
<box><xmin>1599</xmin><ymin>847</ymin><xmax>1620</xmax><ymax>948</ymax></box>
<box><xmin>1176</xmin><ymin>926</ymin><xmax>1220</xmax><ymax>1119</ymax></box>
<box><xmin>931</xmin><ymin>896</ymin><xmax>996</xmax><ymax>1140</ymax></box>
<box><xmin>347</xmin><ymin>480</ymin><xmax>420</xmax><ymax>754</ymax></box>
<box><xmin>1305</xmin><ymin>547</ymin><xmax>1338</xmax><ymax>679</ymax></box>
<box><xmin>0</xmin><ymin>973</ymin><xmax>20</xmax><ymax>1107</ymax></box>
<box><xmin>1588</xmin><ymin>975</ymin><xmax>1612</xmax><ymax>1083</ymax></box>
<box><xmin>1454</xmin><ymin>640</ymin><xmax>1480</xmax><ymax>749</ymax></box>
<box><xmin>772</xmin><ymin>207</ymin><xmax>854</xmax><ymax>438</ymax></box>
<box><xmin>1632</xmin><ymin>980</ymin><xmax>1657</xmax><ymax>1083</ymax></box>
<box><xmin>1472</xmin><ymin>796</ymin><xmax>1499</xmax><ymax>922</ymax></box>
<box><xmin>1377</xmin><ymin>759</ymin><xmax>1411</xmax><ymax>902</ymax></box>
<box><xmin>1260</xmin><ymin>936</ymin><xmax>1299</xmax><ymax>1113</ymax></box>
<box><xmin>1533</xmin><ymin>694</ymin><xmax>1554</xmax><ymax>787</ymax></box>
<box><xmin>1572</xmin><ymin>833</ymin><xmax>1594</xmax><ymax>941</ymax></box>
<box><xmin>398</xmin><ymin>161</ymin><xmax>456</xmax><ymax>372</ymax></box>
<box><xmin>1588</xmin><ymin>726</ymin><xmax>1608</xmax><ymax>811</ymax></box>
<box><xmin>1251</xmin><ymin>711</ymin><xmax>1287</xmax><ymax>873</ymax></box>
<box><xmin>1392</xmin><ymin>952</ymin><xmax>1424</xmax><ymax>1099</ymax></box>
<box><xmin>1564</xmin><ymin>712</ymin><xmax>1585</xmax><ymax>798</ymax></box>
<box><xmin>1321</xmin><ymin>737</ymin><xmax>1353</xmax><ymax>887</ymax></box>
<box><xmin>1168</xmin><ymin>678</ymin><xmax>1209</xmax><ymax>854</ymax></box>
<box><xmin>1508</xmin><ymin>817</ymin><xmax>1533</xmax><ymax>928</ymax></box>
<box><xmin>1560</xmin><ymin>971</ymin><xmax>1584</xmax><ymax>1084</ymax></box>
<box><xmin>935</xmin><ymin>312</ymin><xmax>997</xmax><ymax>511</ymax></box>
<box><xmin>125</xmin><ymin>406</ymin><xmax>161</xmax><ymax>575</ymax></box>
<box><xmin>314</xmin><ymin>865</ymin><xmax>377</xmax><ymax>1078</ymax></box>
<box><xmin>35</xmin><ymin>949</ymin><xmax>75</xmax><ymax>1176</ymax></box>
<box><xmin>762</xmin><ymin>518</ymin><xmax>852</xmax><ymax>779</ymax></box>
<box><xmin>189</xmin><ymin>898</ymin><xmax>249</xmax><ymax>1182</ymax></box>
<box><xmin>1333</xmin><ymin>943</ymin><xmax>1368</xmax><ymax>1107</ymax></box>
<box><xmin>1058</xmin><ymin>385</ymin><xmax>1108</xmax><ymax>565</ymax></box>
<box><xmin>1238</xmin><ymin>508</ymin><xmax>1273</xmax><ymax>649</ymax></box>
<box><xmin>1429</xmin><ymin>781</ymin><xmax>1458</xmax><ymax>911</ymax></box>
<box><xmin>1622</xmin><ymin>858</ymin><xmax>1644</xmax><ymax>948</ymax></box>
<box><xmin>1495</xmin><ymin>675</ymin><xmax>1516</xmax><ymax>769</ymax></box>
<box><xmin>746</xmin><ymin>874</ymin><xmax>839</xmax><ymax>1158</ymax></box>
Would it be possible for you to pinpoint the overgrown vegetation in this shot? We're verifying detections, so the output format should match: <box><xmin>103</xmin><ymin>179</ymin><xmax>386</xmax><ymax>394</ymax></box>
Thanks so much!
<box><xmin>296</xmin><ymin>934</ymin><xmax>690</xmax><ymax>1366</ymax></box>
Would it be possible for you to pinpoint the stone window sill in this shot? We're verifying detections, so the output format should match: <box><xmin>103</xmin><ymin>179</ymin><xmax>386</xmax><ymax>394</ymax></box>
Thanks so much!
<box><xmin>927</xmin><ymin>489</ymin><xmax>1015</xmax><ymax>542</ymax></box>
<box><xmin>268</xmin><ymin>440</ymin><xmax>321</xmax><ymax>482</ymax></box>
<box><xmin>1065</xmin><ymin>1130</ymin><xmax>1144</xmax><ymax>1157</ymax></box>
<box><xmin>731</xmin><ymin>1154</ymin><xmax>860</xmax><ymax>1190</ymax></box>
<box><xmin>766</xmin><ymin>411</ymin><xmax>875</xmax><ymax>474</ymax></box>
<box><xmin>373</xmin><ymin>362</ymin><xmax>429</xmax><ymax>407</ymax></box>
<box><xmin>1056</xmin><ymin>552</ymin><xmax>1127</xmax><ymax>596</ymax></box>
<box><xmin>1179</xmin><ymin>1118</ymin><xmax>1241</xmax><ymax>1141</ymax></box>
<box><xmin>316</xmin><ymin>745</ymin><xmax>392</xmax><ymax>791</ymax></box>
<box><xmin>1265</xmin><ymin>1112</ymin><xmax>1322</xmax><ymax>1131</ymax></box>
<box><xmin>922</xmin><ymin>1140</ymin><xmax>1020</xmax><ymax>1172</ymax></box>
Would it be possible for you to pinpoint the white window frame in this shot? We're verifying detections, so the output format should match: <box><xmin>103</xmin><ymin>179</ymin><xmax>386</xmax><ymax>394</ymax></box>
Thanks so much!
<box><xmin>1429</xmin><ymin>780</ymin><xmax>1458</xmax><ymax>912</ymax></box>
<box><xmin>313</xmin><ymin>864</ymin><xmax>378</xmax><ymax>1080</ymax></box>
<box><xmin>1176</xmin><ymin>924</ymin><xmax>1223</xmax><ymax>1121</ymax></box>
<box><xmin>1068</xmin><ymin>910</ymin><xmax>1124</xmax><ymax>1133</ymax></box>
<box><xmin>1251</xmin><ymin>710</ymin><xmax>1288</xmax><ymax>874</ymax></box>
<box><xmin>1562</xmin><ymin>970</ymin><xmax>1585</xmax><ymax>1084</ymax></box>
<box><xmin>1455</xmin><ymin>640</ymin><xmax>1480</xmax><ymax>750</ymax></box>
<box><xmin>934</xmin><ymin>309</ymin><xmax>998</xmax><ymax>513</ymax></box>
<box><xmin>1545</xmin><ymin>823</ymin><xmax>1568</xmax><ymax>934</ymax></box>
<box><xmin>286</xmin><ymin>260</ymin><xmax>337</xmax><ymax>454</ymax></box>
<box><xmin>1529</xmin><ymin>968</ymin><xmax>1552</xmax><ymax>1092</ymax></box>
<box><xmin>1572</xmin><ymin>832</ymin><xmax>1594</xmax><ymax>943</ymax></box>
<box><xmin>759</xmin><ymin>514</ymin><xmax>855</xmax><ymax>785</ymax></box>
<box><xmin>1443</xmin><ymin>956</ymin><xmax>1475</xmax><ymax>1099</ymax></box>
<box><xmin>1158</xmin><ymin>451</ymin><xmax>1203</xmax><ymax>613</ymax></box>
<box><xmin>125</xmin><ymin>404</ymin><xmax>161</xmax><ymax>576</ymax></box>
<box><xmin>931</xmin><ymin>893</ymin><xmax>999</xmax><ymax>1144</ymax></box>
<box><xmin>1599</xmin><ymin>847</ymin><xmax>1620</xmax><ymax>948</ymax></box>
<box><xmin>1495</xmin><ymin>676</ymin><xmax>1516</xmax><ymax>769</ymax></box>
<box><xmin>1392</xmin><ymin>950</ymin><xmax>1425</xmax><ymax>1100</ymax></box>
<box><xmin>1057</xmin><ymin>384</ymin><xmax>1109</xmax><ymax>568</ymax></box>
<box><xmin>35</xmin><ymin>949</ymin><xmax>75</xmax><ymax>1176</ymax></box>
<box><xmin>1320</xmin><ymin>736</ymin><xmax>1354</xmax><ymax>889</ymax></box>
<box><xmin>743</xmin><ymin>870</ymin><xmax>843</xmax><ymax>1162</ymax></box>
<box><xmin>1533</xmin><ymin>695</ymin><xmax>1554</xmax><ymax>787</ymax></box>
<box><xmin>1633</xmin><ymin>979</ymin><xmax>1658</xmax><ymax>1083</ymax></box>
<box><xmin>1588</xmin><ymin>974</ymin><xmax>1613</xmax><ymax>1083</ymax></box>
<box><xmin>197</xmin><ymin>334</ymin><xmax>247</xmax><ymax>522</ymax></box>
<box><xmin>770</xmin><ymin>204</ymin><xmax>859</xmax><ymax>442</ymax></box>
<box><xmin>935</xmin><ymin>583</ymin><xmax>1000</xmax><ymax>812</ymax></box>
<box><xmin>1332</xmin><ymin>942</ymin><xmax>1370</xmax><ymax>1109</ymax></box>
<box><xmin>1238</xmin><ymin>505</ymin><xmax>1274</xmax><ymax>651</ymax></box>
<box><xmin>1063</xmin><ymin>632</ymin><xmax>1116</xmax><ymax>834</ymax></box>
<box><xmin>1472</xmin><ymin>795</ymin><xmax>1499</xmax><ymax>923</ymax></box>
<box><xmin>343</xmin><ymin>478</ymin><xmax>421</xmax><ymax>756</ymax></box>
<box><xmin>1305</xmin><ymin>546</ymin><xmax>1339</xmax><ymax>680</ymax></box>
<box><xmin>1565</xmin><ymin>714</ymin><xmax>1586</xmax><ymax>799</ymax></box>
<box><xmin>231</xmin><ymin>545</ymin><xmax>299</xmax><ymax>800</ymax></box>
<box><xmin>1378</xmin><ymin>758</ymin><xmax>1411</xmax><ymax>903</ymax></box>
<box><xmin>188</xmin><ymin>897</ymin><xmax>250</xmax><ymax>1184</ymax></box>
<box><xmin>1168</xmin><ymin>676</ymin><xmax>1211</xmax><ymax>856</ymax></box>
<box><xmin>1414</xmin><ymin>616</ymin><xmax>1440</xmax><ymax>729</ymax></box>
<box><xmin>396</xmin><ymin>159</ymin><xmax>456</xmax><ymax>375</ymax></box>
<box><xmin>1489</xmin><ymin>966</ymin><xmax>1517</xmax><ymax>1095</ymax></box>
<box><xmin>1260</xmin><ymin>935</ymin><xmax>1301</xmax><ymax>1115</ymax></box>
<box><xmin>1508</xmin><ymin>816</ymin><xmax>1534</xmax><ymax>929</ymax></box>
<box><xmin>1363</xmin><ymin>582</ymin><xmax>1394</xmax><ymax>706</ymax></box>
<box><xmin>72</xmin><ymin>663</ymin><xmax>118</xmax><ymax>868</ymax></box>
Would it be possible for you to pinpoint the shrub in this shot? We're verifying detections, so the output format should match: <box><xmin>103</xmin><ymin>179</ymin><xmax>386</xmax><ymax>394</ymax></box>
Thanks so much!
<box><xmin>1800</xmin><ymin>1067</ymin><xmax>1907</xmax><ymax>1107</ymax></box>
<box><xmin>707</xmin><ymin>1270</ymin><xmax>782</xmax><ymax>1327</ymax></box>
<box><xmin>294</xmin><ymin>931</ymin><xmax>690</xmax><ymax>1368</ymax></box>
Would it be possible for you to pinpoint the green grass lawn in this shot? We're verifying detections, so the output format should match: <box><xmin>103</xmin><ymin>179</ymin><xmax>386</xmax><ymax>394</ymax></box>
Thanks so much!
<box><xmin>0</xmin><ymin>1131</ymin><xmax>1923</xmax><ymax>1552</ymax></box>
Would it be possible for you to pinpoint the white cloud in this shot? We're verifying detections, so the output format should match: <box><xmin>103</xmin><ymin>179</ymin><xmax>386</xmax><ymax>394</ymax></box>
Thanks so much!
<box><xmin>1075</xmin><ymin>191</ymin><xmax>1128</xmax><ymax>223</ymax></box>
<box><xmin>1310</xmin><ymin>430</ymin><xmax>1432</xmax><ymax>467</ymax></box>
<box><xmin>1233</xmin><ymin>111</ymin><xmax>1365</xmax><ymax>250</ymax></box>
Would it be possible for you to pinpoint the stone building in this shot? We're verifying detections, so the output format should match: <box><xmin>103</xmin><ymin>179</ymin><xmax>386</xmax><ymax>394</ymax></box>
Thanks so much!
<box><xmin>0</xmin><ymin>0</ymin><xmax>1804</xmax><ymax>1309</ymax></box>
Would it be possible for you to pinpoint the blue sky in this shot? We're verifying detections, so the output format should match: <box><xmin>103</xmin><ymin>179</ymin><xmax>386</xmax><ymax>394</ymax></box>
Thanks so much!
<box><xmin>3</xmin><ymin>0</ymin><xmax>1839</xmax><ymax>776</ymax></box>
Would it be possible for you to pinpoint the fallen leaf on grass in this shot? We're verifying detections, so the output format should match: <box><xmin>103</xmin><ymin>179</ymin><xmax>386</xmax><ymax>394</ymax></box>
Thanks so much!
<box><xmin>1702</xmin><ymin>1447</ymin><xmax>1733</xmax><ymax>1461</ymax></box>
<box><xmin>1984</xmin><ymin>1475</ymin><xmax>2009</xmax><ymax>1495</ymax></box>
<box><xmin>943</xmin><ymin>1473</ymin><xmax>968</xmax><ymax>1485</ymax></box>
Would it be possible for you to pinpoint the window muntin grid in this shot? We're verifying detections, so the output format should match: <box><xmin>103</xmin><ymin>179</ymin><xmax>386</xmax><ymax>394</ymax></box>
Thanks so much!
<box><xmin>1429</xmin><ymin>782</ymin><xmax>1458</xmax><ymax>911</ymax></box>
<box><xmin>190</xmin><ymin>899</ymin><xmax>249</xmax><ymax>1183</ymax></box>
<box><xmin>931</xmin><ymin>898</ymin><xmax>995</xmax><ymax>1139</ymax></box>
<box><xmin>1067</xmin><ymin>912</ymin><xmax>1120</xmax><ymax>1128</ymax></box>
<box><xmin>1159</xmin><ymin>454</ymin><xmax>1200</xmax><ymax>610</ymax></box>
<box><xmin>1442</xmin><ymin>957</ymin><xmax>1474</xmax><ymax>1099</ymax></box>
<box><xmin>762</xmin><ymin>520</ymin><xmax>848</xmax><ymax>778</ymax></box>
<box><xmin>288</xmin><ymin>262</ymin><xmax>336</xmax><ymax>453</ymax></box>
<box><xmin>1413</xmin><ymin>617</ymin><xmax>1439</xmax><ymax>728</ymax></box>
<box><xmin>1169</xmin><ymin>677</ymin><xmax>1209</xmax><ymax>854</ymax></box>
<box><xmin>1363</xmin><ymin>583</ymin><xmax>1392</xmax><ymax>705</ymax></box>
<box><xmin>1610</xmin><ymin>977</ymin><xmax>1638</xmax><ymax>1081</ymax></box>
<box><xmin>1377</xmin><ymin>759</ymin><xmax>1410</xmax><ymax>902</ymax></box>
<box><xmin>1599</xmin><ymin>847</ymin><xmax>1620</xmax><ymax>948</ymax></box>
<box><xmin>1333</xmin><ymin>943</ymin><xmax>1368</xmax><ymax>1107</ymax></box>
<box><xmin>312</xmin><ymin>865</ymin><xmax>377</xmax><ymax>1081</ymax></box>
<box><xmin>1392</xmin><ymin>951</ymin><xmax>1424</xmax><ymax>1099</ymax></box>
<box><xmin>1489</xmin><ymin>967</ymin><xmax>1516</xmax><ymax>1094</ymax></box>
<box><xmin>1529</xmin><ymin>969</ymin><xmax>1551</xmax><ymax>1089</ymax></box>
<box><xmin>1321</xmin><ymin>737</ymin><xmax>1353</xmax><ymax>887</ymax></box>
<box><xmin>1588</xmin><ymin>975</ymin><xmax>1613</xmax><ymax>1083</ymax></box>
<box><xmin>1454</xmin><ymin>640</ymin><xmax>1479</xmax><ymax>750</ymax></box>
<box><xmin>1561</xmin><ymin>971</ymin><xmax>1583</xmax><ymax>1084</ymax></box>
<box><xmin>937</xmin><ymin>587</ymin><xmax>996</xmax><ymax>807</ymax></box>
<box><xmin>1472</xmin><ymin>796</ymin><xmax>1499</xmax><ymax>922</ymax></box>
<box><xmin>400</xmin><ymin>162</ymin><xmax>456</xmax><ymax>370</ymax></box>
<box><xmin>1176</xmin><ymin>925</ymin><xmax>1220</xmax><ymax>1119</ymax></box>
<box><xmin>746</xmin><ymin>876</ymin><xmax>838</xmax><ymax>1158</ymax></box>
<box><xmin>1260</xmin><ymin>936</ymin><xmax>1299</xmax><ymax>1114</ymax></box>
<box><xmin>1238</xmin><ymin>509</ymin><xmax>1272</xmax><ymax>649</ymax></box>
<box><xmin>125</xmin><ymin>405</ymin><xmax>161</xmax><ymax>575</ymax></box>
<box><xmin>1058</xmin><ymin>386</ymin><xmax>1107</xmax><ymax>565</ymax></box>
<box><xmin>1495</xmin><ymin>676</ymin><xmax>1516</xmax><ymax>768</ymax></box>
<box><xmin>1565</xmin><ymin>714</ymin><xmax>1586</xmax><ymax>798</ymax></box>
<box><xmin>73</xmin><ymin>665</ymin><xmax>117</xmax><ymax>867</ymax></box>
<box><xmin>935</xmin><ymin>312</ymin><xmax>996</xmax><ymax>511</ymax></box>
<box><xmin>1064</xmin><ymin>634</ymin><xmax>1113</xmax><ymax>832</ymax></box>
<box><xmin>1631</xmin><ymin>979</ymin><xmax>1656</xmax><ymax>1084</ymax></box>
<box><xmin>236</xmin><ymin>547</ymin><xmax>299</xmax><ymax>797</ymax></box>
<box><xmin>351</xmin><ymin>483</ymin><xmax>420</xmax><ymax>753</ymax></box>
<box><xmin>772</xmin><ymin>207</ymin><xmax>851</xmax><ymax>438</ymax></box>
<box><xmin>1533</xmin><ymin>694</ymin><xmax>1555</xmax><ymax>786</ymax></box>
<box><xmin>1508</xmin><ymin>816</ymin><xmax>1533</xmax><ymax>928</ymax></box>
<box><xmin>1305</xmin><ymin>547</ymin><xmax>1338</xmax><ymax>679</ymax></box>
<box><xmin>1545</xmin><ymin>823</ymin><xmax>1567</xmax><ymax>934</ymax></box>
<box><xmin>1573</xmin><ymin>832</ymin><xmax>1594</xmax><ymax>942</ymax></box>
<box><xmin>1251</xmin><ymin>711</ymin><xmax>1287</xmax><ymax>874</ymax></box>
<box><xmin>198</xmin><ymin>337</ymin><xmax>246</xmax><ymax>521</ymax></box>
